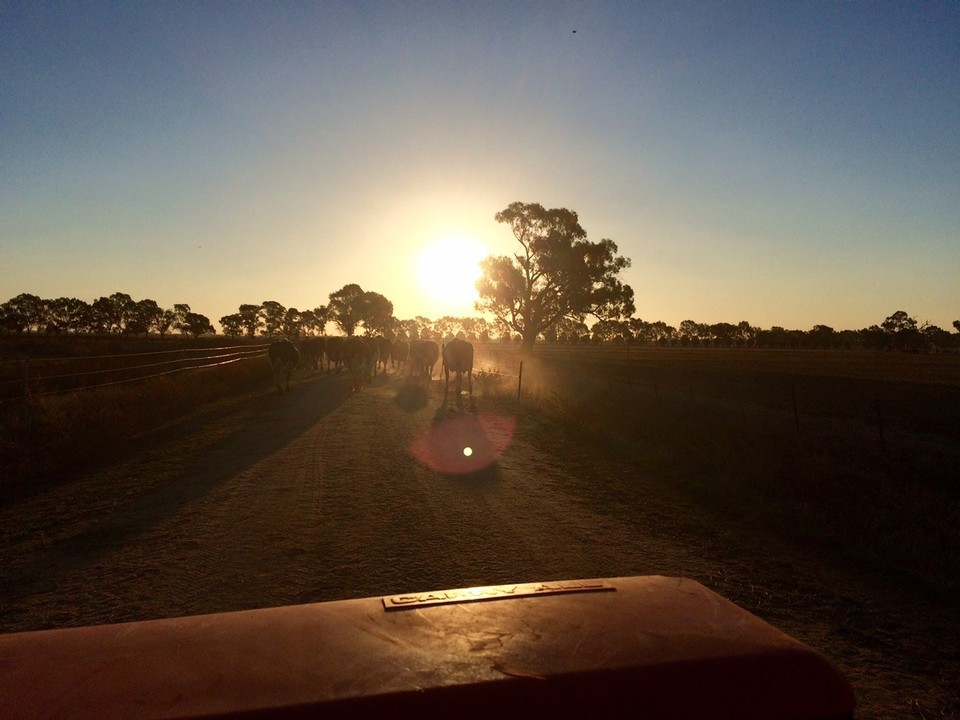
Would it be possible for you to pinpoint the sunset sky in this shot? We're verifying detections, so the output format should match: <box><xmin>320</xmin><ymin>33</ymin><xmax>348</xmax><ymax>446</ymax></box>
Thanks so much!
<box><xmin>2</xmin><ymin>2</ymin><xmax>957</xmax><ymax>332</ymax></box>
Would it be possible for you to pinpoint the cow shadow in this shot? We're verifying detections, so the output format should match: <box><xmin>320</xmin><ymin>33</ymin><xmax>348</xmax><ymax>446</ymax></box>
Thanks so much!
<box><xmin>393</xmin><ymin>377</ymin><xmax>430</xmax><ymax>412</ymax></box>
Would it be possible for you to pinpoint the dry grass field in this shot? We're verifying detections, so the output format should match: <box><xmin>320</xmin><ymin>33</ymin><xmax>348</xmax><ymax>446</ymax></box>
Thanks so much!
<box><xmin>480</xmin><ymin>344</ymin><xmax>960</xmax><ymax>592</ymax></box>
<box><xmin>1</xmin><ymin>337</ymin><xmax>958</xmax><ymax>717</ymax></box>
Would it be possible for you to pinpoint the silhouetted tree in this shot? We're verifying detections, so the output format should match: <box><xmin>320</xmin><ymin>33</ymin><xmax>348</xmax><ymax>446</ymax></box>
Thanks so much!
<box><xmin>300</xmin><ymin>306</ymin><xmax>327</xmax><ymax>336</ymax></box>
<box><xmin>808</xmin><ymin>324</ymin><xmax>836</xmax><ymax>348</ymax></box>
<box><xmin>261</xmin><ymin>301</ymin><xmax>287</xmax><ymax>336</ymax></box>
<box><xmin>414</xmin><ymin>316</ymin><xmax>434</xmax><ymax>339</ymax></box>
<box><xmin>477</xmin><ymin>202</ymin><xmax>634</xmax><ymax>351</ymax></box>
<box><xmin>282</xmin><ymin>307</ymin><xmax>302</xmax><ymax>337</ymax></box>
<box><xmin>328</xmin><ymin>284</ymin><xmax>366</xmax><ymax>336</ymax></box>
<box><xmin>360</xmin><ymin>291</ymin><xmax>394</xmax><ymax>335</ymax></box>
<box><xmin>220</xmin><ymin>313</ymin><xmax>244</xmax><ymax>337</ymax></box>
<box><xmin>44</xmin><ymin>297</ymin><xmax>91</xmax><ymax>334</ymax></box>
<box><xmin>678</xmin><ymin>320</ymin><xmax>704</xmax><ymax>346</ymax></box>
<box><xmin>238</xmin><ymin>304</ymin><xmax>264</xmax><ymax>337</ymax></box>
<box><xmin>396</xmin><ymin>318</ymin><xmax>420</xmax><ymax>341</ymax></box>
<box><xmin>152</xmin><ymin>308</ymin><xmax>177</xmax><ymax>337</ymax></box>
<box><xmin>128</xmin><ymin>299</ymin><xmax>162</xmax><ymax>336</ymax></box>
<box><xmin>922</xmin><ymin>324</ymin><xmax>954</xmax><ymax>352</ymax></box>
<box><xmin>90</xmin><ymin>292</ymin><xmax>134</xmax><ymax>333</ymax></box>
<box><xmin>592</xmin><ymin>319</ymin><xmax>629</xmax><ymax>343</ymax></box>
<box><xmin>7</xmin><ymin>293</ymin><xmax>46</xmax><ymax>333</ymax></box>
<box><xmin>880</xmin><ymin>310</ymin><xmax>924</xmax><ymax>351</ymax></box>
<box><xmin>709</xmin><ymin>322</ymin><xmax>739</xmax><ymax>347</ymax></box>
<box><xmin>736</xmin><ymin>321</ymin><xmax>757</xmax><ymax>347</ymax></box>
<box><xmin>182</xmin><ymin>312</ymin><xmax>215</xmax><ymax>338</ymax></box>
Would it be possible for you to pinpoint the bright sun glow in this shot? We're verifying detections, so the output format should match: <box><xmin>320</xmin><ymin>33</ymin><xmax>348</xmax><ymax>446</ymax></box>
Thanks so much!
<box><xmin>416</xmin><ymin>235</ymin><xmax>487</xmax><ymax>315</ymax></box>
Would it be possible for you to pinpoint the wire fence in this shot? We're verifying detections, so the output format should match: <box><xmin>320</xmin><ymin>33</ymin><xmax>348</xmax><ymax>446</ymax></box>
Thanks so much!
<box><xmin>0</xmin><ymin>343</ymin><xmax>271</xmax><ymax>403</ymax></box>
<box><xmin>471</xmin><ymin>343</ymin><xmax>960</xmax><ymax>457</ymax></box>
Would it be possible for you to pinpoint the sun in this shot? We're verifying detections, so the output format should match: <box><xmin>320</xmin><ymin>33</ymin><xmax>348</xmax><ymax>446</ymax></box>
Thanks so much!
<box><xmin>416</xmin><ymin>235</ymin><xmax>488</xmax><ymax>315</ymax></box>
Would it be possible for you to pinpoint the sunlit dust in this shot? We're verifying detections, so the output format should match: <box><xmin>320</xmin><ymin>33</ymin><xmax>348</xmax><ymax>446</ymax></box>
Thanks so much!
<box><xmin>410</xmin><ymin>414</ymin><xmax>515</xmax><ymax>474</ymax></box>
<box><xmin>415</xmin><ymin>235</ymin><xmax>487</xmax><ymax>313</ymax></box>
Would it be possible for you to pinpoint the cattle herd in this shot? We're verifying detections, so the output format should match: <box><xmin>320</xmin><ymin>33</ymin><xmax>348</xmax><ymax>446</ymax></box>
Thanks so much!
<box><xmin>267</xmin><ymin>336</ymin><xmax>474</xmax><ymax>399</ymax></box>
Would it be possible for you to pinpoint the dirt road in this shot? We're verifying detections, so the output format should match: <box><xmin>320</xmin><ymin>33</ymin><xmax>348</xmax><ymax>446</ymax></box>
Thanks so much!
<box><xmin>0</xmin><ymin>363</ymin><xmax>956</xmax><ymax>718</ymax></box>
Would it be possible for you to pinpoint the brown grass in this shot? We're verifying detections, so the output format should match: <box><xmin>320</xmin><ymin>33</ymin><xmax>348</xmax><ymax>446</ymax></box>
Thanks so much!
<box><xmin>4</xmin><ymin>338</ymin><xmax>958</xmax><ymax>592</ymax></box>
<box><xmin>474</xmin><ymin>344</ymin><xmax>960</xmax><ymax>593</ymax></box>
<box><xmin>0</xmin><ymin>339</ymin><xmax>269</xmax><ymax>502</ymax></box>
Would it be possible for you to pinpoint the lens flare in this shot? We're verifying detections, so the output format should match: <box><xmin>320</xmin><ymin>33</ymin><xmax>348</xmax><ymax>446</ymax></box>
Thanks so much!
<box><xmin>411</xmin><ymin>414</ymin><xmax>515</xmax><ymax>474</ymax></box>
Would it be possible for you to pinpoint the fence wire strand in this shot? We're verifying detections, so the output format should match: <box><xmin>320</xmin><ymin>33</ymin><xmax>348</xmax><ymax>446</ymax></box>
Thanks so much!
<box><xmin>1</xmin><ymin>345</ymin><xmax>270</xmax><ymax>400</ymax></box>
<box><xmin>29</xmin><ymin>352</ymin><xmax>268</xmax><ymax>398</ymax></box>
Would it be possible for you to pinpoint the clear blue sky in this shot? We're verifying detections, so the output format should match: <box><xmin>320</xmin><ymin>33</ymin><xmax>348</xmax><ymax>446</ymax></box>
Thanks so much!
<box><xmin>2</xmin><ymin>1</ymin><xmax>957</xmax><ymax>331</ymax></box>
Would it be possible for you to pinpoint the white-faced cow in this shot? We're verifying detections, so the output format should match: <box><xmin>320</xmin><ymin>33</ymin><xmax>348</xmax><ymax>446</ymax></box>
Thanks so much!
<box><xmin>268</xmin><ymin>339</ymin><xmax>300</xmax><ymax>395</ymax></box>
<box><xmin>442</xmin><ymin>338</ymin><xmax>474</xmax><ymax>398</ymax></box>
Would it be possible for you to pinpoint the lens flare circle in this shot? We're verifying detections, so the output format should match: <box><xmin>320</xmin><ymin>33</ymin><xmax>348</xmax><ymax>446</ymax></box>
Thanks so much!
<box><xmin>411</xmin><ymin>414</ymin><xmax>515</xmax><ymax>474</ymax></box>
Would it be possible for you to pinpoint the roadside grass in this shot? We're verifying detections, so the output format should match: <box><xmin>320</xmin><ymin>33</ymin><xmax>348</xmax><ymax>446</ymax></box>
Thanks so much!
<box><xmin>473</xmin><ymin>351</ymin><xmax>960</xmax><ymax>594</ymax></box>
<box><xmin>0</xmin><ymin>359</ymin><xmax>269</xmax><ymax>503</ymax></box>
<box><xmin>4</xmin><ymin>340</ymin><xmax>957</xmax><ymax>594</ymax></box>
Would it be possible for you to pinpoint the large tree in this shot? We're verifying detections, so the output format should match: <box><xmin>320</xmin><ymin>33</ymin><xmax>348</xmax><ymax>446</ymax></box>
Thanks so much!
<box><xmin>476</xmin><ymin>202</ymin><xmax>634</xmax><ymax>351</ymax></box>
<box><xmin>90</xmin><ymin>292</ymin><xmax>134</xmax><ymax>334</ymax></box>
<box><xmin>182</xmin><ymin>312</ymin><xmax>215</xmax><ymax>338</ymax></box>
<box><xmin>328</xmin><ymin>285</ymin><xmax>394</xmax><ymax>336</ymax></box>
<box><xmin>328</xmin><ymin>284</ymin><xmax>366</xmax><ymax>336</ymax></box>
<box><xmin>128</xmin><ymin>299</ymin><xmax>162</xmax><ymax>336</ymax></box>
<box><xmin>237</xmin><ymin>304</ymin><xmax>264</xmax><ymax>337</ymax></box>
<box><xmin>220</xmin><ymin>313</ymin><xmax>244</xmax><ymax>337</ymax></box>
<box><xmin>260</xmin><ymin>300</ymin><xmax>287</xmax><ymax>336</ymax></box>
<box><xmin>360</xmin><ymin>291</ymin><xmax>394</xmax><ymax>335</ymax></box>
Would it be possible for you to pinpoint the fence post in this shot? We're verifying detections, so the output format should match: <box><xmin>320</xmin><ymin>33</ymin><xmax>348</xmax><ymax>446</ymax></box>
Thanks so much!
<box><xmin>23</xmin><ymin>359</ymin><xmax>29</xmax><ymax>399</ymax></box>
<box><xmin>517</xmin><ymin>360</ymin><xmax>523</xmax><ymax>402</ymax></box>
<box><xmin>875</xmin><ymin>393</ymin><xmax>885</xmax><ymax>452</ymax></box>
<box><xmin>791</xmin><ymin>381</ymin><xmax>800</xmax><ymax>433</ymax></box>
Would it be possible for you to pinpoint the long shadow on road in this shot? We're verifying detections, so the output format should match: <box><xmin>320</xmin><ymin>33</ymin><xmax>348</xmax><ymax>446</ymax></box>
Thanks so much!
<box><xmin>0</xmin><ymin>371</ymin><xmax>353</xmax><ymax>616</ymax></box>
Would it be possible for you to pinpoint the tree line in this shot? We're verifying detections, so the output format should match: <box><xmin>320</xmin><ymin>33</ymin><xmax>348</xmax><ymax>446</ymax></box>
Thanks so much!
<box><xmin>213</xmin><ymin>289</ymin><xmax>960</xmax><ymax>352</ymax></box>
<box><xmin>0</xmin><ymin>293</ymin><xmax>214</xmax><ymax>338</ymax></box>
<box><xmin>4</xmin><ymin>293</ymin><xmax>955</xmax><ymax>353</ymax></box>
<box><xmin>3</xmin><ymin>202</ymin><xmax>958</xmax><ymax>352</ymax></box>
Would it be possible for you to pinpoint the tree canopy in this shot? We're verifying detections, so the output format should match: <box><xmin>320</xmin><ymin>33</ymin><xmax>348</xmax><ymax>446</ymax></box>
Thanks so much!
<box><xmin>327</xmin><ymin>284</ymin><xmax>394</xmax><ymax>336</ymax></box>
<box><xmin>476</xmin><ymin>201</ymin><xmax>635</xmax><ymax>350</ymax></box>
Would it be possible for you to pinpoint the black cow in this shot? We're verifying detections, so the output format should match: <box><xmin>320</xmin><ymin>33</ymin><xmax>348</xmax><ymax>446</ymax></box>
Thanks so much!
<box><xmin>410</xmin><ymin>340</ymin><xmax>439</xmax><ymax>380</ymax></box>
<box><xmin>442</xmin><ymin>338</ymin><xmax>474</xmax><ymax>398</ymax></box>
<box><xmin>268</xmin><ymin>339</ymin><xmax>300</xmax><ymax>395</ymax></box>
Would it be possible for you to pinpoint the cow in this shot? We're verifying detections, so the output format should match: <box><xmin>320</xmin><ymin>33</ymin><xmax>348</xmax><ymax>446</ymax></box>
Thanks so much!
<box><xmin>341</xmin><ymin>336</ymin><xmax>366</xmax><ymax>392</ymax></box>
<box><xmin>268</xmin><ymin>339</ymin><xmax>300</xmax><ymax>395</ymax></box>
<box><xmin>391</xmin><ymin>339</ymin><xmax>409</xmax><ymax>372</ymax></box>
<box><xmin>375</xmin><ymin>336</ymin><xmax>392</xmax><ymax>374</ymax></box>
<box><xmin>339</xmin><ymin>336</ymin><xmax>380</xmax><ymax>392</ymax></box>
<box><xmin>325</xmin><ymin>336</ymin><xmax>345</xmax><ymax>374</ymax></box>
<box><xmin>442</xmin><ymin>338</ymin><xmax>474</xmax><ymax>398</ymax></box>
<box><xmin>300</xmin><ymin>336</ymin><xmax>326</xmax><ymax>371</ymax></box>
<box><xmin>409</xmin><ymin>340</ymin><xmax>440</xmax><ymax>380</ymax></box>
<box><xmin>362</xmin><ymin>336</ymin><xmax>380</xmax><ymax>382</ymax></box>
